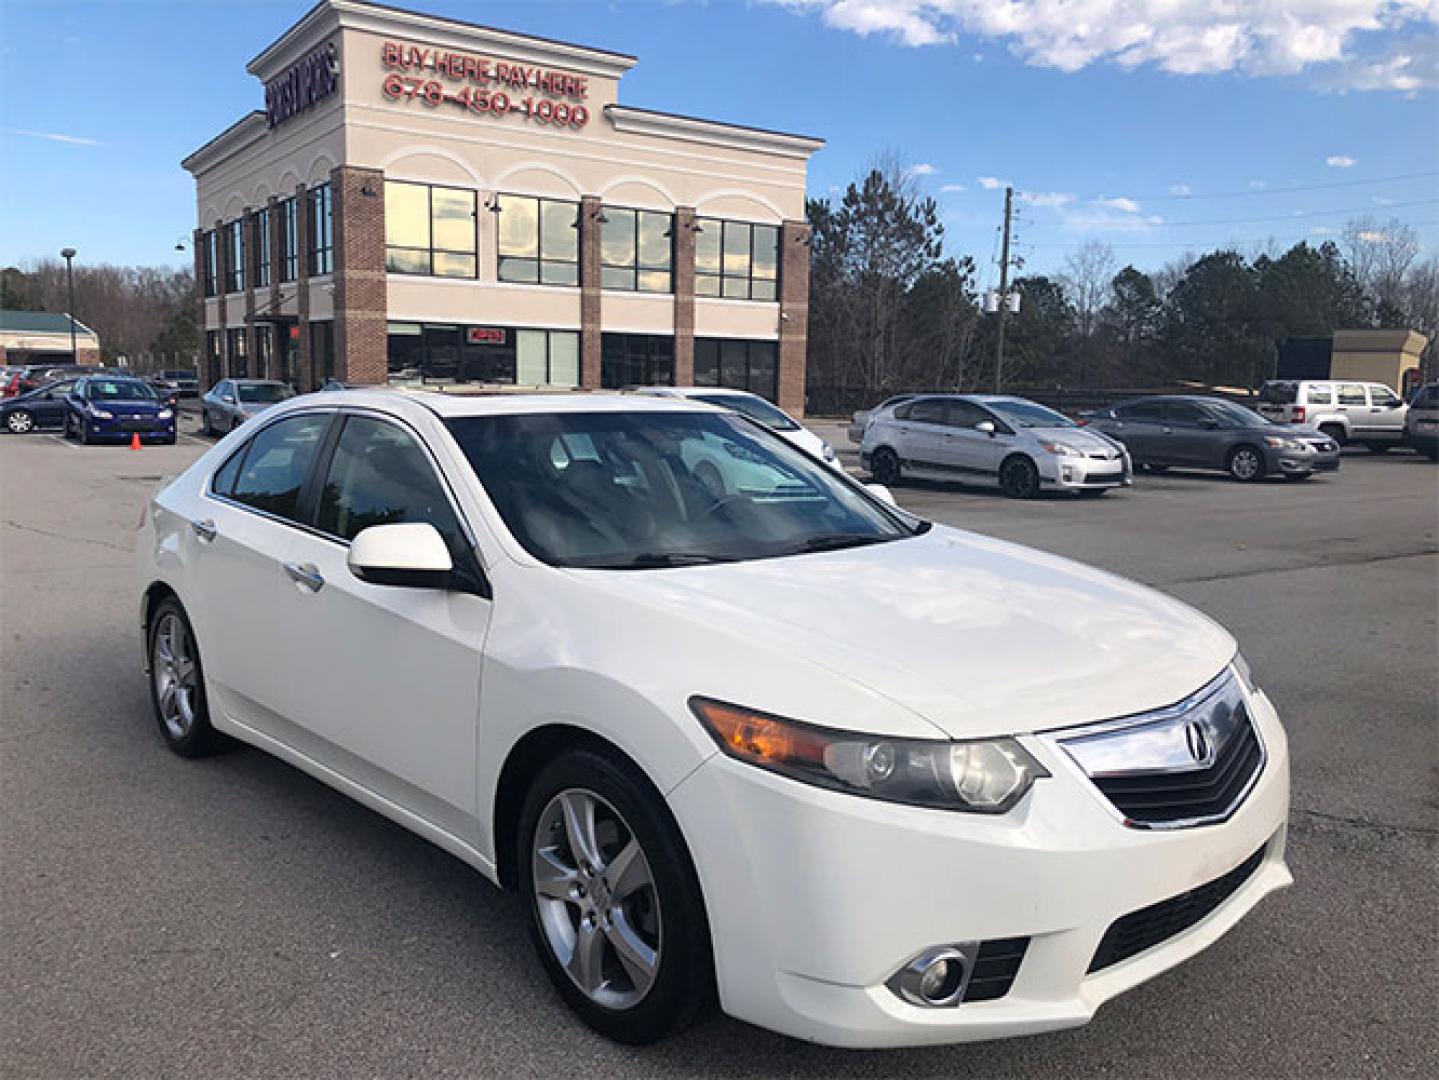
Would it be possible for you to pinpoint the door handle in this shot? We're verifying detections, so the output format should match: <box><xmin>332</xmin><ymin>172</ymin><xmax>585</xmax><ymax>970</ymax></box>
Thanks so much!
<box><xmin>191</xmin><ymin>518</ymin><xmax>217</xmax><ymax>543</ymax></box>
<box><xmin>1162</xmin><ymin>426</ymin><xmax>1173</xmax><ymax>434</ymax></box>
<box><xmin>283</xmin><ymin>561</ymin><xmax>325</xmax><ymax>593</ymax></box>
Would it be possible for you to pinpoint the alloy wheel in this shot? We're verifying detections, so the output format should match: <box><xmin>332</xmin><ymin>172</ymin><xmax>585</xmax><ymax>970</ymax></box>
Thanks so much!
<box><xmin>1229</xmin><ymin>447</ymin><xmax>1261</xmax><ymax>482</ymax></box>
<box><xmin>1001</xmin><ymin>456</ymin><xmax>1039</xmax><ymax>499</ymax></box>
<box><xmin>151</xmin><ymin>612</ymin><xmax>199</xmax><ymax>741</ymax></box>
<box><xmin>5</xmin><ymin>411</ymin><xmax>34</xmax><ymax>434</ymax></box>
<box><xmin>532</xmin><ymin>788</ymin><xmax>662</xmax><ymax>1010</ymax></box>
<box><xmin>871</xmin><ymin>448</ymin><xmax>900</xmax><ymax>486</ymax></box>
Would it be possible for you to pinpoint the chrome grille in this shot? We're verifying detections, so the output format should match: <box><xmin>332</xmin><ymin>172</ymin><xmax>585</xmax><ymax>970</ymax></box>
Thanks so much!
<box><xmin>1049</xmin><ymin>671</ymin><xmax>1265</xmax><ymax>829</ymax></box>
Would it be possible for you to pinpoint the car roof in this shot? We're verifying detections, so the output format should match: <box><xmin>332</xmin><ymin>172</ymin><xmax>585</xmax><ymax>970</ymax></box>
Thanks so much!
<box><xmin>320</xmin><ymin>389</ymin><xmax>726</xmax><ymax>419</ymax></box>
<box><xmin>634</xmin><ymin>386</ymin><xmax>759</xmax><ymax>399</ymax></box>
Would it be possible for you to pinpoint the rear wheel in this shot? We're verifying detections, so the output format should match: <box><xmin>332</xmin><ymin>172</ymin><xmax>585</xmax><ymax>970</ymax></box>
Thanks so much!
<box><xmin>4</xmin><ymin>409</ymin><xmax>35</xmax><ymax>434</ymax></box>
<box><xmin>1227</xmin><ymin>444</ymin><xmax>1264</xmax><ymax>482</ymax></box>
<box><xmin>869</xmin><ymin>446</ymin><xmax>901</xmax><ymax>487</ymax></box>
<box><xmin>201</xmin><ymin>409</ymin><xmax>213</xmax><ymax>437</ymax></box>
<box><xmin>518</xmin><ymin>746</ymin><xmax>712</xmax><ymax>1045</ymax></box>
<box><xmin>999</xmin><ymin>455</ymin><xmax>1040</xmax><ymax>499</ymax></box>
<box><xmin>147</xmin><ymin>598</ymin><xmax>222</xmax><ymax>757</ymax></box>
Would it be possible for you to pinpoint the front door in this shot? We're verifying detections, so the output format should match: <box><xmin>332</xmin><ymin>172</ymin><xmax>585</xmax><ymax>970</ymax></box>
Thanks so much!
<box><xmin>1162</xmin><ymin>401</ymin><xmax>1218</xmax><ymax>467</ymax></box>
<box><xmin>937</xmin><ymin>399</ymin><xmax>1010</xmax><ymax>481</ymax></box>
<box><xmin>273</xmin><ymin>412</ymin><xmax>491</xmax><ymax>840</ymax></box>
<box><xmin>1360</xmin><ymin>385</ymin><xmax>1406</xmax><ymax>438</ymax></box>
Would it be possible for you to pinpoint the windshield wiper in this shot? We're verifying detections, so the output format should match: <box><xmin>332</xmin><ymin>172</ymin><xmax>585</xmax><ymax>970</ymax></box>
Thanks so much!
<box><xmin>612</xmin><ymin>552</ymin><xmax>737</xmax><ymax>568</ymax></box>
<box><xmin>791</xmin><ymin>533</ymin><xmax>892</xmax><ymax>555</ymax></box>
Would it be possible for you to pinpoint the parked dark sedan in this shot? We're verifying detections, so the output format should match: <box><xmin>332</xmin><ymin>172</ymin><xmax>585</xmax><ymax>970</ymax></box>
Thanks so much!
<box><xmin>1</xmin><ymin>378</ymin><xmax>84</xmax><ymax>434</ymax></box>
<box><xmin>62</xmin><ymin>375</ymin><xmax>176</xmax><ymax>445</ymax></box>
<box><xmin>1083</xmin><ymin>395</ymin><xmax>1339</xmax><ymax>482</ymax></box>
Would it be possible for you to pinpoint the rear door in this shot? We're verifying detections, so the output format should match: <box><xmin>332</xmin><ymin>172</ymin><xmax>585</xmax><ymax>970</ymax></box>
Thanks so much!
<box><xmin>32</xmin><ymin>380</ymin><xmax>78</xmax><ymax>426</ymax></box>
<box><xmin>1335</xmin><ymin>383</ymin><xmax>1369</xmax><ymax>433</ymax></box>
<box><xmin>1106</xmin><ymin>400</ymin><xmax>1167</xmax><ymax>461</ymax></box>
<box><xmin>894</xmin><ymin>398</ymin><xmax>948</xmax><ymax>471</ymax></box>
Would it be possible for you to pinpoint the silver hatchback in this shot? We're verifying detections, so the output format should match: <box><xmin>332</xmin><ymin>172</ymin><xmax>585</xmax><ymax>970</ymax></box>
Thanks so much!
<box><xmin>860</xmin><ymin>394</ymin><xmax>1132</xmax><ymax>498</ymax></box>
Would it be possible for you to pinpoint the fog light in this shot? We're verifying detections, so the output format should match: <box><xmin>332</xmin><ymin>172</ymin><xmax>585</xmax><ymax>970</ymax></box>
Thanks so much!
<box><xmin>886</xmin><ymin>944</ymin><xmax>976</xmax><ymax>1008</ymax></box>
<box><xmin>1061</xmin><ymin>465</ymin><xmax>1077</xmax><ymax>482</ymax></box>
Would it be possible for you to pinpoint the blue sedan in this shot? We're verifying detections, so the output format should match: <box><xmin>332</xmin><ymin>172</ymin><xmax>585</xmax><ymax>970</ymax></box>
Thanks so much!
<box><xmin>62</xmin><ymin>376</ymin><xmax>177</xmax><ymax>445</ymax></box>
<box><xmin>1</xmin><ymin>378</ymin><xmax>83</xmax><ymax>434</ymax></box>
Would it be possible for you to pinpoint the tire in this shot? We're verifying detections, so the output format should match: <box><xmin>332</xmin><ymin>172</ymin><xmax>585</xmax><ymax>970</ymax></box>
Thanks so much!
<box><xmin>62</xmin><ymin>413</ymin><xmax>75</xmax><ymax>440</ymax></box>
<box><xmin>77</xmin><ymin>417</ymin><xmax>92</xmax><ymax>446</ymax></box>
<box><xmin>1318</xmin><ymin>423</ymin><xmax>1346</xmax><ymax>446</ymax></box>
<box><xmin>1226</xmin><ymin>444</ymin><xmax>1264</xmax><ymax>483</ymax></box>
<box><xmin>201</xmin><ymin>409</ymin><xmax>213</xmax><ymax>437</ymax></box>
<box><xmin>147</xmin><ymin>598</ymin><xmax>223</xmax><ymax>758</ymax></box>
<box><xmin>5</xmin><ymin>409</ymin><xmax>35</xmax><ymax>434</ymax></box>
<box><xmin>162</xmin><ymin>435</ymin><xmax>177</xmax><ymax>446</ymax></box>
<box><xmin>228</xmin><ymin>415</ymin><xmax>240</xmax><ymax>435</ymax></box>
<box><xmin>518</xmin><ymin>745</ymin><xmax>712</xmax><ymax>1045</ymax></box>
<box><xmin>1364</xmin><ymin>442</ymin><xmax>1390</xmax><ymax>454</ymax></box>
<box><xmin>869</xmin><ymin>446</ymin><xmax>901</xmax><ymax>486</ymax></box>
<box><xmin>999</xmin><ymin>455</ymin><xmax>1041</xmax><ymax>499</ymax></box>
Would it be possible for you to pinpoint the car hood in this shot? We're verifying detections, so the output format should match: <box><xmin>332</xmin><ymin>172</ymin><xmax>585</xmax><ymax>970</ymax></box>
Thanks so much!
<box><xmin>581</xmin><ymin>526</ymin><xmax>1234</xmax><ymax>739</ymax></box>
<box><xmin>1029</xmin><ymin>425</ymin><xmax>1125</xmax><ymax>454</ymax></box>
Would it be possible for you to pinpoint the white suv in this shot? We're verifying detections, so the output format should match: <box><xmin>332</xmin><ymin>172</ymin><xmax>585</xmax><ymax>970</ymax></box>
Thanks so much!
<box><xmin>1256</xmin><ymin>380</ymin><xmax>1408</xmax><ymax>452</ymax></box>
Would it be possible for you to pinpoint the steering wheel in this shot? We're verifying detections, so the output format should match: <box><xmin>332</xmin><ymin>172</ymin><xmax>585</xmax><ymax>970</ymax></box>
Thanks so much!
<box><xmin>697</xmin><ymin>493</ymin><xmax>750</xmax><ymax>522</ymax></box>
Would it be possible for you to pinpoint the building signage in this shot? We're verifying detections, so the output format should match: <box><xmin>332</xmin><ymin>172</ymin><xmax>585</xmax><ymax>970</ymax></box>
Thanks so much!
<box><xmin>266</xmin><ymin>42</ymin><xmax>339</xmax><ymax>128</ymax></box>
<box><xmin>466</xmin><ymin>327</ymin><xmax>507</xmax><ymax>345</ymax></box>
<box><xmin>381</xmin><ymin>41</ymin><xmax>590</xmax><ymax>129</ymax></box>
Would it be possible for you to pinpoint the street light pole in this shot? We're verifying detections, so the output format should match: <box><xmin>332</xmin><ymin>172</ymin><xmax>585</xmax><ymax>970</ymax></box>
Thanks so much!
<box><xmin>60</xmin><ymin>247</ymin><xmax>78</xmax><ymax>363</ymax></box>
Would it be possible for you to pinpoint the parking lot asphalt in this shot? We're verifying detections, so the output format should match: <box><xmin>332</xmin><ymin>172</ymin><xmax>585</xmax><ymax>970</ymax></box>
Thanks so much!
<box><xmin>2</xmin><ymin>421</ymin><xmax>1436</xmax><ymax>1079</ymax></box>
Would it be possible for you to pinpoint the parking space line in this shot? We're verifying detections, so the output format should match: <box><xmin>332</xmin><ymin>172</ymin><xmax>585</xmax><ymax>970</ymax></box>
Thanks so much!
<box><xmin>44</xmin><ymin>434</ymin><xmax>79</xmax><ymax>449</ymax></box>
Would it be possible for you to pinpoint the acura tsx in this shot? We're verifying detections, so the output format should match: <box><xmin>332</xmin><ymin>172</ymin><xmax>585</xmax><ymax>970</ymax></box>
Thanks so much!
<box><xmin>135</xmin><ymin>390</ymin><xmax>1290</xmax><ymax>1047</ymax></box>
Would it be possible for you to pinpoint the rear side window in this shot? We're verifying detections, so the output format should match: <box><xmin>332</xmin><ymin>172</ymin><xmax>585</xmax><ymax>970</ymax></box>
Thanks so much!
<box><xmin>1303</xmin><ymin>385</ymin><xmax>1333</xmax><ymax>405</ymax></box>
<box><xmin>315</xmin><ymin>415</ymin><xmax>466</xmax><ymax>558</ymax></box>
<box><xmin>1115</xmin><ymin>400</ymin><xmax>1167</xmax><ymax>421</ymax></box>
<box><xmin>1337</xmin><ymin>384</ymin><xmax>1367</xmax><ymax>405</ymax></box>
<box><xmin>906</xmin><ymin>399</ymin><xmax>947</xmax><ymax>424</ymax></box>
<box><xmin>1258</xmin><ymin>383</ymin><xmax>1296</xmax><ymax>404</ymax></box>
<box><xmin>225</xmin><ymin>413</ymin><xmax>331</xmax><ymax>522</ymax></box>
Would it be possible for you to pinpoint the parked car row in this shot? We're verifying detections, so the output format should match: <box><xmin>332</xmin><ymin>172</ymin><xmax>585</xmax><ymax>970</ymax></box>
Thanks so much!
<box><xmin>850</xmin><ymin>381</ymin><xmax>1433</xmax><ymax>497</ymax></box>
<box><xmin>0</xmin><ymin>374</ymin><xmax>176</xmax><ymax>443</ymax></box>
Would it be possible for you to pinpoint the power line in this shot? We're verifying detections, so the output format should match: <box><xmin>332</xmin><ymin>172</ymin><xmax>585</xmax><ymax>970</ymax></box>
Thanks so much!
<box><xmin>1018</xmin><ymin>219</ymin><xmax>1439</xmax><ymax>250</ymax></box>
<box><xmin>1056</xmin><ymin>196</ymin><xmax>1438</xmax><ymax>230</ymax></box>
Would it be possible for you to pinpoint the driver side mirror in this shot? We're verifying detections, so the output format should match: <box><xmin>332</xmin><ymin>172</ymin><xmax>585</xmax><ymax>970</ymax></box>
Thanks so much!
<box><xmin>975</xmin><ymin>420</ymin><xmax>997</xmax><ymax>437</ymax></box>
<box><xmin>1201</xmin><ymin>418</ymin><xmax>1220</xmax><ymax>430</ymax></box>
<box><xmin>222</xmin><ymin>393</ymin><xmax>236</xmax><ymax>404</ymax></box>
<box><xmin>348</xmin><ymin>522</ymin><xmax>454</xmax><ymax>588</ymax></box>
<box><xmin>864</xmin><ymin>483</ymin><xmax>897</xmax><ymax>506</ymax></box>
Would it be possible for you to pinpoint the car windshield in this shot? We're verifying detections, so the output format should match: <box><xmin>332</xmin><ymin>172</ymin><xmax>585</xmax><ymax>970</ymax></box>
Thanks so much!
<box><xmin>87</xmin><ymin>379</ymin><xmax>155</xmax><ymax>401</ymax></box>
<box><xmin>986</xmin><ymin>400</ymin><xmax>1075</xmax><ymax>429</ymax></box>
<box><xmin>690</xmin><ymin>393</ymin><xmax>800</xmax><ymax>431</ymax></box>
<box><xmin>446</xmin><ymin>410</ymin><xmax>915</xmax><ymax>569</ymax></box>
<box><xmin>237</xmin><ymin>383</ymin><xmax>291</xmax><ymax>403</ymax></box>
<box><xmin>1205</xmin><ymin>400</ymin><xmax>1273</xmax><ymax>427</ymax></box>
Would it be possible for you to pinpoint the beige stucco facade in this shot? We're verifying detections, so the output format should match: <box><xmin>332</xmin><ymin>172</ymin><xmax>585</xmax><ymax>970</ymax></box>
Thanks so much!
<box><xmin>1331</xmin><ymin>329</ymin><xmax>1429</xmax><ymax>392</ymax></box>
<box><xmin>182</xmin><ymin>0</ymin><xmax>821</xmax><ymax>412</ymax></box>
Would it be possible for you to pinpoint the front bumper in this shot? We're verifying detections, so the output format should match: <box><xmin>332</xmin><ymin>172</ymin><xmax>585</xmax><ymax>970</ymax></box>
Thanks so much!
<box><xmin>668</xmin><ymin>687</ymin><xmax>1291</xmax><ymax>1048</ymax></box>
<box><xmin>85</xmin><ymin>416</ymin><xmax>175</xmax><ymax>441</ymax></box>
<box><xmin>1042</xmin><ymin>453</ymin><xmax>1132</xmax><ymax>490</ymax></box>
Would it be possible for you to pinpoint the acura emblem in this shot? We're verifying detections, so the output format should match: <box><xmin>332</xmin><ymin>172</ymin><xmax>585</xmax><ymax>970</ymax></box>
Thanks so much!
<box><xmin>1184</xmin><ymin>720</ymin><xmax>1213</xmax><ymax>765</ymax></box>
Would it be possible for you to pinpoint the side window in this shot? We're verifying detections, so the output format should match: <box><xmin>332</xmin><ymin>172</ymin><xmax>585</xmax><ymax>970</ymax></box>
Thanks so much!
<box><xmin>315</xmin><ymin>415</ymin><xmax>466</xmax><ymax>557</ymax></box>
<box><xmin>1303</xmin><ymin>385</ymin><xmax>1333</xmax><ymax>406</ymax></box>
<box><xmin>945</xmin><ymin>401</ymin><xmax>989</xmax><ymax>429</ymax></box>
<box><xmin>227</xmin><ymin>413</ymin><xmax>330</xmax><ymax>522</ymax></box>
<box><xmin>1369</xmin><ymin>386</ymin><xmax>1401</xmax><ymax>408</ymax></box>
<box><xmin>1337</xmin><ymin>384</ymin><xmax>1366</xmax><ymax>405</ymax></box>
<box><xmin>212</xmin><ymin>446</ymin><xmax>246</xmax><ymax>496</ymax></box>
<box><xmin>907</xmin><ymin>399</ymin><xmax>947</xmax><ymax>424</ymax></box>
<box><xmin>1166</xmin><ymin>402</ymin><xmax>1206</xmax><ymax>426</ymax></box>
<box><xmin>1116</xmin><ymin>401</ymin><xmax>1166</xmax><ymax>421</ymax></box>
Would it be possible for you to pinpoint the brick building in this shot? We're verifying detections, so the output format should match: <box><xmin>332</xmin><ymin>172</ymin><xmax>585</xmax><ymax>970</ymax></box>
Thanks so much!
<box><xmin>181</xmin><ymin>0</ymin><xmax>822</xmax><ymax>414</ymax></box>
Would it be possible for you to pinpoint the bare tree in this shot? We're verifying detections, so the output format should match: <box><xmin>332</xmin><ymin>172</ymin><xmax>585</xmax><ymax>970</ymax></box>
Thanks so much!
<box><xmin>1342</xmin><ymin>217</ymin><xmax>1419</xmax><ymax>319</ymax></box>
<box><xmin>1060</xmin><ymin>240</ymin><xmax>1116</xmax><ymax>338</ymax></box>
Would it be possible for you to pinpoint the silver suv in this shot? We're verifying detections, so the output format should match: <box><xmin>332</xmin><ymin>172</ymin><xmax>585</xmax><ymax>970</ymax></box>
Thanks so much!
<box><xmin>1404</xmin><ymin>383</ymin><xmax>1438</xmax><ymax>461</ymax></box>
<box><xmin>860</xmin><ymin>394</ymin><xmax>1132</xmax><ymax>499</ymax></box>
<box><xmin>1256</xmin><ymin>380</ymin><xmax>1408</xmax><ymax>452</ymax></box>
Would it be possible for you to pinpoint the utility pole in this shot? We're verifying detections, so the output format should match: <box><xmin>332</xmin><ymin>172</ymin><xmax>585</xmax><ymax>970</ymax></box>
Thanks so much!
<box><xmin>993</xmin><ymin>186</ymin><xmax>1013</xmax><ymax>394</ymax></box>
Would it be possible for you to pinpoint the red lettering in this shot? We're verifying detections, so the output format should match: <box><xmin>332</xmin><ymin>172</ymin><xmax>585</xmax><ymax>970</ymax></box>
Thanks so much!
<box><xmin>383</xmin><ymin>41</ymin><xmax>401</xmax><ymax>67</ymax></box>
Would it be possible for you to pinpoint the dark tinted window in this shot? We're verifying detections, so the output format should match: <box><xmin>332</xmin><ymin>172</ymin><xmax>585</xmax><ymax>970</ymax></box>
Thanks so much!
<box><xmin>227</xmin><ymin>413</ymin><xmax>329</xmax><ymax>522</ymax></box>
<box><xmin>1258</xmin><ymin>382</ymin><xmax>1296</xmax><ymax>404</ymax></box>
<box><xmin>1166</xmin><ymin>401</ymin><xmax>1207</xmax><ymax>425</ymax></box>
<box><xmin>945</xmin><ymin>400</ymin><xmax>991</xmax><ymax>429</ymax></box>
<box><xmin>1413</xmin><ymin>385</ymin><xmax>1439</xmax><ymax>407</ymax></box>
<box><xmin>907</xmin><ymin>399</ymin><xmax>947</xmax><ymax>424</ymax></box>
<box><xmin>1115</xmin><ymin>400</ymin><xmax>1168</xmax><ymax>421</ymax></box>
<box><xmin>316</xmin><ymin>416</ymin><xmax>465</xmax><ymax>557</ymax></box>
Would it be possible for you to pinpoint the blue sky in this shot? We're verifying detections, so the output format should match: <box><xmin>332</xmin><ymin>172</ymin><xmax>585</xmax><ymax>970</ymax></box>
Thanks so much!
<box><xmin>2</xmin><ymin>0</ymin><xmax>1436</xmax><ymax>290</ymax></box>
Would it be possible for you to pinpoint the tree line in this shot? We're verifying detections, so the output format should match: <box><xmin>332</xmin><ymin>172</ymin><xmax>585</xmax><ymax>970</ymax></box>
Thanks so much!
<box><xmin>1</xmin><ymin>261</ymin><xmax>198</xmax><ymax>371</ymax></box>
<box><xmin>806</xmin><ymin>166</ymin><xmax>1439</xmax><ymax>412</ymax></box>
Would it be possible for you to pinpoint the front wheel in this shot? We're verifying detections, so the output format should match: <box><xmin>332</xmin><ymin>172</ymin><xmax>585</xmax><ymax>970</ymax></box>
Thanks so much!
<box><xmin>1227</xmin><ymin>445</ymin><xmax>1264</xmax><ymax>482</ymax></box>
<box><xmin>519</xmin><ymin>745</ymin><xmax>712</xmax><ymax>1045</ymax></box>
<box><xmin>999</xmin><ymin>455</ymin><xmax>1040</xmax><ymax>499</ymax></box>
<box><xmin>869</xmin><ymin>446</ymin><xmax>901</xmax><ymax>486</ymax></box>
<box><xmin>4</xmin><ymin>409</ymin><xmax>35</xmax><ymax>434</ymax></box>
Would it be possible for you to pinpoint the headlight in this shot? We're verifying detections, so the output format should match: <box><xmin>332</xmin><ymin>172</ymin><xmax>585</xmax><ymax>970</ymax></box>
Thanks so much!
<box><xmin>1263</xmin><ymin>436</ymin><xmax>1302</xmax><ymax>450</ymax></box>
<box><xmin>1039</xmin><ymin>439</ymin><xmax>1085</xmax><ymax>457</ymax></box>
<box><xmin>157</xmin><ymin>408</ymin><xmax>174</xmax><ymax>420</ymax></box>
<box><xmin>1233</xmin><ymin>652</ymin><xmax>1259</xmax><ymax>694</ymax></box>
<box><xmin>89</xmin><ymin>406</ymin><xmax>113</xmax><ymax>419</ymax></box>
<box><xmin>821</xmin><ymin>441</ymin><xmax>837</xmax><ymax>462</ymax></box>
<box><xmin>690</xmin><ymin>698</ymin><xmax>1049</xmax><ymax>813</ymax></box>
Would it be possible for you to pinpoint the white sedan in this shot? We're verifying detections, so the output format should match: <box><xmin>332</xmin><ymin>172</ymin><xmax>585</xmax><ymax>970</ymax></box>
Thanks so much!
<box><xmin>633</xmin><ymin>386</ymin><xmax>841</xmax><ymax>468</ymax></box>
<box><xmin>136</xmin><ymin>391</ymin><xmax>1290</xmax><ymax>1048</ymax></box>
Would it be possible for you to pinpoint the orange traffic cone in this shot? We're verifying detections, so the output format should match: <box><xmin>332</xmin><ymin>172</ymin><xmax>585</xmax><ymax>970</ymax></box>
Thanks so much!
<box><xmin>130</xmin><ymin>432</ymin><xmax>142</xmax><ymax>451</ymax></box>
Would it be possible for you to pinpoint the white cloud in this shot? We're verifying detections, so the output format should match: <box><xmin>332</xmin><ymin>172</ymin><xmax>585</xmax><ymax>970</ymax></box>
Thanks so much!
<box><xmin>1326</xmin><ymin>154</ymin><xmax>1358</xmax><ymax>168</ymax></box>
<box><xmin>771</xmin><ymin>2</ymin><xmax>1439</xmax><ymax>90</ymax></box>
<box><xmin>1098</xmin><ymin>196</ymin><xmax>1142</xmax><ymax>213</ymax></box>
<box><xmin>977</xmin><ymin>175</ymin><xmax>1009</xmax><ymax>189</ymax></box>
<box><xmin>1169</xmin><ymin>183</ymin><xmax>1194</xmax><ymax>196</ymax></box>
<box><xmin>940</xmin><ymin>183</ymin><xmax>967</xmax><ymax>193</ymax></box>
<box><xmin>1358</xmin><ymin>229</ymin><xmax>1390</xmax><ymax>242</ymax></box>
<box><xmin>907</xmin><ymin>162</ymin><xmax>939</xmax><ymax>176</ymax></box>
<box><xmin>1249</xmin><ymin>179</ymin><xmax>1269</xmax><ymax>190</ymax></box>
<box><xmin>10</xmin><ymin>128</ymin><xmax>99</xmax><ymax>146</ymax></box>
<box><xmin>1020</xmin><ymin>190</ymin><xmax>1076</xmax><ymax>208</ymax></box>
